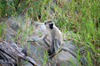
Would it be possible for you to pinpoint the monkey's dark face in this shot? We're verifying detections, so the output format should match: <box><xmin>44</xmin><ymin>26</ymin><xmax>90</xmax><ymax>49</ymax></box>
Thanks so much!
<box><xmin>45</xmin><ymin>22</ymin><xmax>54</xmax><ymax>30</ymax></box>
<box><xmin>49</xmin><ymin>23</ymin><xmax>53</xmax><ymax>29</ymax></box>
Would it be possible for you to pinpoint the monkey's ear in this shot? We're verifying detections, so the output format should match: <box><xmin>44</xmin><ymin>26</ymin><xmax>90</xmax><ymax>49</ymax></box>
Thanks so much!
<box><xmin>51</xmin><ymin>22</ymin><xmax>55</xmax><ymax>25</ymax></box>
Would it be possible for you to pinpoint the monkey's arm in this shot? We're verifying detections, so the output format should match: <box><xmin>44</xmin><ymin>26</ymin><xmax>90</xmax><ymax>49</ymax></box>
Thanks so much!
<box><xmin>38</xmin><ymin>35</ymin><xmax>46</xmax><ymax>40</ymax></box>
<box><xmin>44</xmin><ymin>39</ymin><xmax>50</xmax><ymax>47</ymax></box>
<box><xmin>27</xmin><ymin>34</ymin><xmax>46</xmax><ymax>43</ymax></box>
<box><xmin>35</xmin><ymin>34</ymin><xmax>46</xmax><ymax>42</ymax></box>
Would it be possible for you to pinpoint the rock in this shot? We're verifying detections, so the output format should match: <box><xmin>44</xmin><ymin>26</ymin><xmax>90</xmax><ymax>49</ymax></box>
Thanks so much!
<box><xmin>51</xmin><ymin>39</ymin><xmax>78</xmax><ymax>66</ymax></box>
<box><xmin>28</xmin><ymin>42</ymin><xmax>46</xmax><ymax>65</ymax></box>
<box><xmin>54</xmin><ymin>50</ymin><xmax>77</xmax><ymax>66</ymax></box>
<box><xmin>0</xmin><ymin>38</ymin><xmax>3</xmax><ymax>42</ymax></box>
<box><xmin>24</xmin><ymin>62</ymin><xmax>33</xmax><ymax>66</ymax></box>
<box><xmin>0</xmin><ymin>40</ymin><xmax>38</xmax><ymax>66</ymax></box>
<box><xmin>6</xmin><ymin>17</ymin><xmax>21</xmax><ymax>32</ymax></box>
<box><xmin>10</xmin><ymin>22</ymin><xmax>20</xmax><ymax>32</ymax></box>
<box><xmin>4</xmin><ymin>33</ymin><xmax>14</xmax><ymax>42</ymax></box>
<box><xmin>62</xmin><ymin>40</ymin><xmax>77</xmax><ymax>53</ymax></box>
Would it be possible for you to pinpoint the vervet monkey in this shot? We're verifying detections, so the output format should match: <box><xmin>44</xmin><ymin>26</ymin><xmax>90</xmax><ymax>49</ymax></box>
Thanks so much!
<box><xmin>34</xmin><ymin>21</ymin><xmax>79</xmax><ymax>59</ymax></box>
<box><xmin>44</xmin><ymin>20</ymin><xmax>65</xmax><ymax>55</ymax></box>
<box><xmin>35</xmin><ymin>20</ymin><xmax>64</xmax><ymax>56</ymax></box>
<box><xmin>34</xmin><ymin>21</ymin><xmax>83</xmax><ymax>61</ymax></box>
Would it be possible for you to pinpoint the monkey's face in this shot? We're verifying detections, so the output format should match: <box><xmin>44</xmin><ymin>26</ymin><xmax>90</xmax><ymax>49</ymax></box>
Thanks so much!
<box><xmin>45</xmin><ymin>22</ymin><xmax>54</xmax><ymax>29</ymax></box>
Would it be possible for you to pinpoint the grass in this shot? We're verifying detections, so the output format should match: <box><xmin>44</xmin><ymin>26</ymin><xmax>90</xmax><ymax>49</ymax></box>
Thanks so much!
<box><xmin>0</xmin><ymin>0</ymin><xmax>100</xmax><ymax>66</ymax></box>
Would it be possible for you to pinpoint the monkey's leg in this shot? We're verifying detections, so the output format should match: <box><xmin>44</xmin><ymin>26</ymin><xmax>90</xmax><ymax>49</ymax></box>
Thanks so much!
<box><xmin>54</xmin><ymin>39</ymin><xmax>60</xmax><ymax>53</ymax></box>
<box><xmin>48</xmin><ymin>41</ymin><xmax>55</xmax><ymax>57</ymax></box>
<box><xmin>48</xmin><ymin>30</ymin><xmax>55</xmax><ymax>58</ymax></box>
<box><xmin>48</xmin><ymin>39</ymin><xmax>60</xmax><ymax>58</ymax></box>
<box><xmin>49</xmin><ymin>29</ymin><xmax>55</xmax><ymax>54</ymax></box>
<box><xmin>44</xmin><ymin>39</ymin><xmax>50</xmax><ymax>47</ymax></box>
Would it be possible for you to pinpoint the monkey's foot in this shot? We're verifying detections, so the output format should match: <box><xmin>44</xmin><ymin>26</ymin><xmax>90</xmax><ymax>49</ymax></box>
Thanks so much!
<box><xmin>48</xmin><ymin>49</ymin><xmax>55</xmax><ymax>58</ymax></box>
